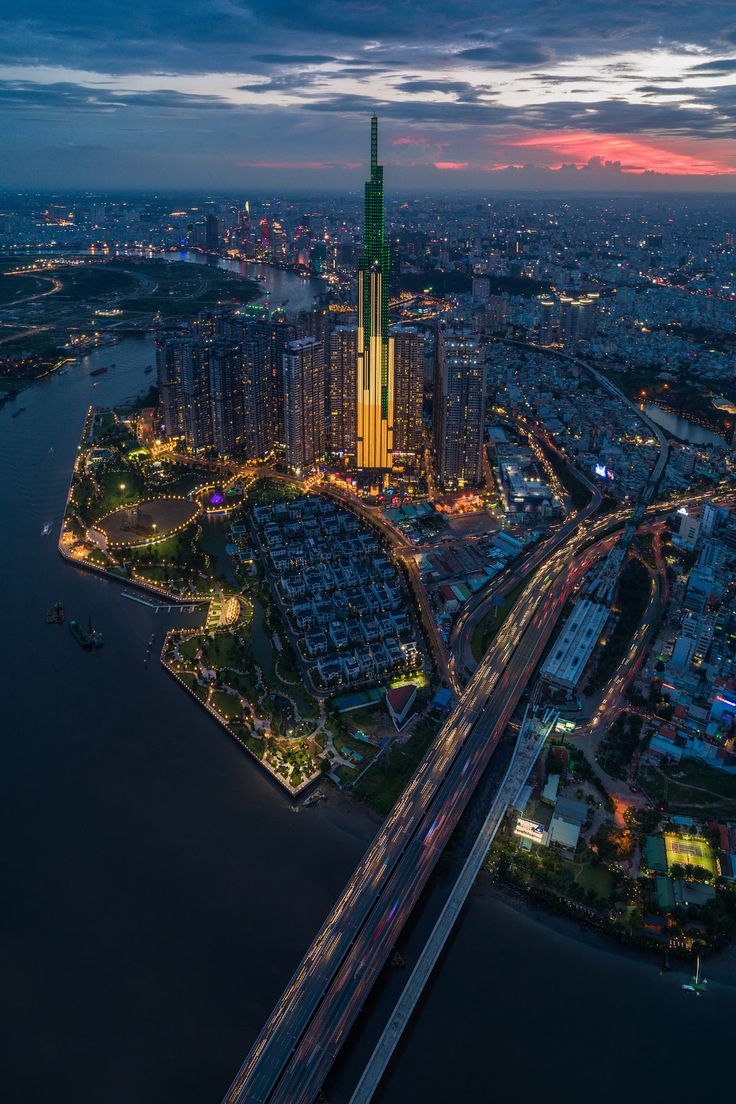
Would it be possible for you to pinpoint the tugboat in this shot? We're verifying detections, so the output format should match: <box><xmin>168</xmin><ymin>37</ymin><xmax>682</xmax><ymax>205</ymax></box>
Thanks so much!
<box><xmin>47</xmin><ymin>602</ymin><xmax>65</xmax><ymax>624</ymax></box>
<box><xmin>69</xmin><ymin>615</ymin><xmax>104</xmax><ymax>650</ymax></box>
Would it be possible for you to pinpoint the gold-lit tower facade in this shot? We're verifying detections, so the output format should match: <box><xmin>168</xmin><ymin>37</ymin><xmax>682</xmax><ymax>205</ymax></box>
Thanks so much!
<box><xmin>356</xmin><ymin>115</ymin><xmax>394</xmax><ymax>473</ymax></box>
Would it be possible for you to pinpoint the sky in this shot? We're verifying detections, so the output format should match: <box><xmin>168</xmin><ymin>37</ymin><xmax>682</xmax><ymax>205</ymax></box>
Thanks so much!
<box><xmin>3</xmin><ymin>1</ymin><xmax>736</xmax><ymax>192</ymax></box>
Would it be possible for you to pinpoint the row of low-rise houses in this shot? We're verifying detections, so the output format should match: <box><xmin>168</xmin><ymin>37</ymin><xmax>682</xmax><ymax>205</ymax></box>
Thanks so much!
<box><xmin>251</xmin><ymin>495</ymin><xmax>422</xmax><ymax>691</ymax></box>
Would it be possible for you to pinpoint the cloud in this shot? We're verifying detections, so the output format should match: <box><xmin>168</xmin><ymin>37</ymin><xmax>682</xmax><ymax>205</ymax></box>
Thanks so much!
<box><xmin>0</xmin><ymin>80</ymin><xmax>233</xmax><ymax>112</ymax></box>
<box><xmin>455</xmin><ymin>40</ymin><xmax>551</xmax><ymax>68</ymax></box>
<box><xmin>690</xmin><ymin>56</ymin><xmax>736</xmax><ymax>73</ymax></box>
<box><xmin>3</xmin><ymin>1</ymin><xmax>736</xmax><ymax>188</ymax></box>
<box><xmin>434</xmin><ymin>161</ymin><xmax>469</xmax><ymax>170</ymax></box>
<box><xmin>505</xmin><ymin>130</ymin><xmax>736</xmax><ymax>174</ymax></box>
<box><xmin>251</xmin><ymin>54</ymin><xmax>339</xmax><ymax>65</ymax></box>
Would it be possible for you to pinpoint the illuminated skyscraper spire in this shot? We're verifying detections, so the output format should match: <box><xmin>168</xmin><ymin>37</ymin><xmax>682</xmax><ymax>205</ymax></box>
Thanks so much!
<box><xmin>356</xmin><ymin>115</ymin><xmax>393</xmax><ymax>472</ymax></box>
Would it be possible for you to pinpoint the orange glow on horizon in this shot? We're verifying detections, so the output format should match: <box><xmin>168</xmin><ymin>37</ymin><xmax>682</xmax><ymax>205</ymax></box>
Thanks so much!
<box><xmin>504</xmin><ymin>131</ymin><xmax>736</xmax><ymax>175</ymax></box>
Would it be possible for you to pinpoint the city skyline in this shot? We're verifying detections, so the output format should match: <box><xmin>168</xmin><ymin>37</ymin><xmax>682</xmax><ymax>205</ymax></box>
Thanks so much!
<box><xmin>3</xmin><ymin>2</ymin><xmax>736</xmax><ymax>191</ymax></box>
<box><xmin>4</xmin><ymin>7</ymin><xmax>736</xmax><ymax>1104</ymax></box>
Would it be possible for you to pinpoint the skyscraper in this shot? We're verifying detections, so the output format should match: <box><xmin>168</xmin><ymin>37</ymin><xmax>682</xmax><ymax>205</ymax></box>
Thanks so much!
<box><xmin>282</xmin><ymin>337</ymin><xmax>326</xmax><ymax>472</ymax></box>
<box><xmin>209</xmin><ymin>341</ymin><xmax>244</xmax><ymax>456</ymax></box>
<box><xmin>156</xmin><ymin>334</ymin><xmax>186</xmax><ymax>439</ymax></box>
<box><xmin>329</xmin><ymin>326</ymin><xmax>358</xmax><ymax>459</ymax></box>
<box><xmin>180</xmin><ymin>340</ymin><xmax>213</xmax><ymax>451</ymax></box>
<box><xmin>434</xmin><ymin>329</ymin><xmax>486</xmax><ymax>488</ymax></box>
<box><xmin>392</xmin><ymin>326</ymin><xmax>424</xmax><ymax>456</ymax></box>
<box><xmin>356</xmin><ymin>116</ymin><xmax>394</xmax><ymax>474</ymax></box>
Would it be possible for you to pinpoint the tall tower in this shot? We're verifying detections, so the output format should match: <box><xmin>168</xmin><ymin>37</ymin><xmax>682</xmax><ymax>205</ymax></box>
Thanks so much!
<box><xmin>356</xmin><ymin>115</ymin><xmax>394</xmax><ymax>474</ymax></box>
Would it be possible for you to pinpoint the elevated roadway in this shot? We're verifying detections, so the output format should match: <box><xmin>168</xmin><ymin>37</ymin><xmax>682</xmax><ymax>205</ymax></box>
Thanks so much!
<box><xmin>222</xmin><ymin>527</ymin><xmax>616</xmax><ymax>1104</ymax></box>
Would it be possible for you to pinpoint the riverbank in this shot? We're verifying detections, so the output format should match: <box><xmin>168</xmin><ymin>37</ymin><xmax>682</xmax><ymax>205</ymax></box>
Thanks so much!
<box><xmin>473</xmin><ymin>868</ymin><xmax>736</xmax><ymax>986</ymax></box>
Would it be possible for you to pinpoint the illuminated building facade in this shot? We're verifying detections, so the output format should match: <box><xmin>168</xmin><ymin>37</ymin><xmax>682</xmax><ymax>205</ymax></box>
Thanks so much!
<box><xmin>356</xmin><ymin>115</ymin><xmax>394</xmax><ymax>474</ymax></box>
<box><xmin>392</xmin><ymin>326</ymin><xmax>424</xmax><ymax>456</ymax></box>
<box><xmin>434</xmin><ymin>328</ymin><xmax>486</xmax><ymax>488</ymax></box>
<box><xmin>209</xmin><ymin>341</ymin><xmax>244</xmax><ymax>455</ymax></box>
<box><xmin>282</xmin><ymin>337</ymin><xmax>326</xmax><ymax>472</ymax></box>
<box><xmin>329</xmin><ymin>326</ymin><xmax>358</xmax><ymax>459</ymax></box>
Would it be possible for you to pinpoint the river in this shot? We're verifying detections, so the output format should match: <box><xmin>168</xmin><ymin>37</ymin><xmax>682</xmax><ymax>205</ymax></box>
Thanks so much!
<box><xmin>134</xmin><ymin>248</ymin><xmax>324</xmax><ymax>315</ymax></box>
<box><xmin>644</xmin><ymin>402</ymin><xmax>727</xmax><ymax>447</ymax></box>
<box><xmin>1</xmin><ymin>330</ymin><xmax>734</xmax><ymax>1102</ymax></box>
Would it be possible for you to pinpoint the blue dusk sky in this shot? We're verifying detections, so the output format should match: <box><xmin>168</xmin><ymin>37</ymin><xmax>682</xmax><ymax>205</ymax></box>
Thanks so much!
<box><xmin>3</xmin><ymin>1</ymin><xmax>736</xmax><ymax>191</ymax></box>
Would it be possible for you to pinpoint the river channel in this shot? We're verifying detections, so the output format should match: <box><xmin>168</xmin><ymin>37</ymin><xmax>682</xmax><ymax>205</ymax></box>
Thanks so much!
<box><xmin>1</xmin><ymin>294</ymin><xmax>734</xmax><ymax>1102</ymax></box>
<box><xmin>644</xmin><ymin>402</ymin><xmax>727</xmax><ymax>447</ymax></box>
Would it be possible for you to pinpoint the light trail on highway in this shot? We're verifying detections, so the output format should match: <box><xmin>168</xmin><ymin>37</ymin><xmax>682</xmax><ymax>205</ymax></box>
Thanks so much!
<box><xmin>222</xmin><ymin>517</ymin><xmax>616</xmax><ymax>1104</ymax></box>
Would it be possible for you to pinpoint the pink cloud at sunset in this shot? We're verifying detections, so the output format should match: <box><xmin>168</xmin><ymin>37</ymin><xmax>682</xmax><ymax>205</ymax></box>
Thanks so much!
<box><xmin>391</xmin><ymin>135</ymin><xmax>431</xmax><ymax>147</ymax></box>
<box><xmin>504</xmin><ymin>132</ymin><xmax>736</xmax><ymax>176</ymax></box>
<box><xmin>434</xmin><ymin>161</ymin><xmax>470</xmax><ymax>171</ymax></box>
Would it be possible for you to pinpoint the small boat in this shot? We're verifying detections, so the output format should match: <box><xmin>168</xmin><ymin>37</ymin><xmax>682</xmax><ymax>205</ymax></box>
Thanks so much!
<box><xmin>144</xmin><ymin>365</ymin><xmax>153</xmax><ymax>374</ymax></box>
<box><xmin>42</xmin><ymin>521</ymin><xmax>53</xmax><ymax>536</ymax></box>
<box><xmin>47</xmin><ymin>602</ymin><xmax>65</xmax><ymax>624</ymax></box>
<box><xmin>90</xmin><ymin>366</ymin><xmax>108</xmax><ymax>378</ymax></box>
<box><xmin>682</xmin><ymin>954</ymin><xmax>708</xmax><ymax>994</ymax></box>
<box><xmin>11</xmin><ymin>407</ymin><xmax>26</xmax><ymax>418</ymax></box>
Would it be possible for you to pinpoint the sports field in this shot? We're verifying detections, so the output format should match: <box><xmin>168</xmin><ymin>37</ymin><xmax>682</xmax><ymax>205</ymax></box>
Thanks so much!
<box><xmin>664</xmin><ymin>833</ymin><xmax>716</xmax><ymax>875</ymax></box>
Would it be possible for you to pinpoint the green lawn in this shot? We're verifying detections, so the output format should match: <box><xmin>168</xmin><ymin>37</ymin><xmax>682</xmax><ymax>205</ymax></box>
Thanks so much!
<box><xmin>210</xmin><ymin>690</ymin><xmax>243</xmax><ymax>721</ymax></box>
<box><xmin>353</xmin><ymin>717</ymin><xmax>438</xmax><ymax>814</ymax></box>
<box><xmin>640</xmin><ymin>760</ymin><xmax>736</xmax><ymax>818</ymax></box>
<box><xmin>0</xmin><ymin>271</ymin><xmax>53</xmax><ymax>304</ymax></box>
<box><xmin>574</xmin><ymin>859</ymin><xmax>614</xmax><ymax>901</ymax></box>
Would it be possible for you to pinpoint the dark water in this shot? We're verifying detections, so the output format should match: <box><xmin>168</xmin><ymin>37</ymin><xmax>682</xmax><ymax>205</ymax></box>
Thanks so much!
<box><xmin>644</xmin><ymin>402</ymin><xmax>727</xmax><ymax>447</ymax></box>
<box><xmin>145</xmin><ymin>249</ymin><xmax>324</xmax><ymax>314</ymax></box>
<box><xmin>0</xmin><ymin>338</ymin><xmax>373</xmax><ymax>1103</ymax></box>
<box><xmin>1</xmin><ymin>337</ymin><xmax>734</xmax><ymax>1104</ymax></box>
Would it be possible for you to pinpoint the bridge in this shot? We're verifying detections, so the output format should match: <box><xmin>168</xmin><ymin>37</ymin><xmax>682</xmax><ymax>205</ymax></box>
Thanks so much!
<box><xmin>221</xmin><ymin>514</ymin><xmax>619</xmax><ymax>1104</ymax></box>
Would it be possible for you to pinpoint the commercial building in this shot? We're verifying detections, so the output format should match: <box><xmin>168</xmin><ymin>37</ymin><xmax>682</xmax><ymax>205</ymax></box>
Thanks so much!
<box><xmin>541</xmin><ymin>598</ymin><xmax>609</xmax><ymax>692</ymax></box>
<box><xmin>434</xmin><ymin>328</ymin><xmax>486</xmax><ymax>488</ymax></box>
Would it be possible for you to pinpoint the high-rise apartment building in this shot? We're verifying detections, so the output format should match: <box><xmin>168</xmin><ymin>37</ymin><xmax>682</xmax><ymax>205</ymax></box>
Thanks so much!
<box><xmin>434</xmin><ymin>329</ymin><xmax>486</xmax><ymax>488</ymax></box>
<box><xmin>392</xmin><ymin>326</ymin><xmax>424</xmax><ymax>456</ymax></box>
<box><xmin>282</xmin><ymin>337</ymin><xmax>326</xmax><ymax>472</ymax></box>
<box><xmin>156</xmin><ymin>334</ymin><xmax>187</xmax><ymax>439</ymax></box>
<box><xmin>329</xmin><ymin>326</ymin><xmax>358</xmax><ymax>459</ymax></box>
<box><xmin>558</xmin><ymin>292</ymin><xmax>599</xmax><ymax>344</ymax></box>
<box><xmin>156</xmin><ymin>313</ymin><xmax>290</xmax><ymax>460</ymax></box>
<box><xmin>180</xmin><ymin>340</ymin><xmax>213</xmax><ymax>451</ymax></box>
<box><xmin>209</xmin><ymin>341</ymin><xmax>244</xmax><ymax>456</ymax></box>
<box><xmin>356</xmin><ymin>116</ymin><xmax>394</xmax><ymax>473</ymax></box>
